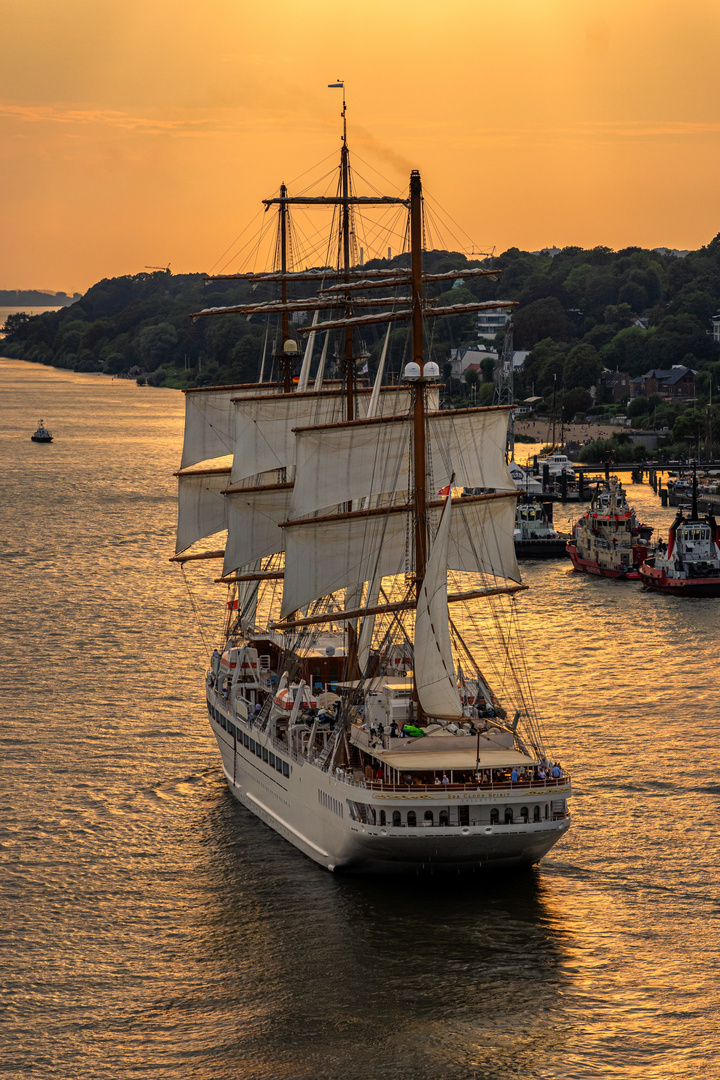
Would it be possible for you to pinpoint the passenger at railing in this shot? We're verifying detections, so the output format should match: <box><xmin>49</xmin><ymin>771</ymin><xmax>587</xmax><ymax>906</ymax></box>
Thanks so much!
<box><xmin>511</xmin><ymin>767</ymin><xmax>518</xmax><ymax>783</ymax></box>
<box><xmin>537</xmin><ymin>765</ymin><xmax>546</xmax><ymax>781</ymax></box>
<box><xmin>403</xmin><ymin>773</ymin><xmax>413</xmax><ymax>786</ymax></box>
<box><xmin>441</xmin><ymin>774</ymin><xmax>450</xmax><ymax>787</ymax></box>
<box><xmin>389</xmin><ymin>721</ymin><xmax>399</xmax><ymax>738</ymax></box>
<box><xmin>376</xmin><ymin>766</ymin><xmax>384</xmax><ymax>783</ymax></box>
<box><xmin>434</xmin><ymin>776</ymin><xmax>442</xmax><ymax>786</ymax></box>
<box><xmin>551</xmin><ymin>762</ymin><xmax>562</xmax><ymax>779</ymax></box>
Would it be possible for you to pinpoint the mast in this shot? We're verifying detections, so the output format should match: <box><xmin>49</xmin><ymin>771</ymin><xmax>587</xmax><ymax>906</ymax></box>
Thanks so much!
<box><xmin>410</xmin><ymin>170</ymin><xmax>427</xmax><ymax>724</ymax></box>
<box><xmin>340</xmin><ymin>90</ymin><xmax>355</xmax><ymax>421</ymax></box>
<box><xmin>410</xmin><ymin>170</ymin><xmax>427</xmax><ymax>587</ymax></box>
<box><xmin>279</xmin><ymin>182</ymin><xmax>293</xmax><ymax>393</ymax></box>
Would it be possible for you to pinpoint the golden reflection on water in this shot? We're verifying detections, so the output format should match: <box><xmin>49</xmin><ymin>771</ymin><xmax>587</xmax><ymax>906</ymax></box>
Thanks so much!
<box><xmin>4</xmin><ymin>360</ymin><xmax>720</xmax><ymax>1080</ymax></box>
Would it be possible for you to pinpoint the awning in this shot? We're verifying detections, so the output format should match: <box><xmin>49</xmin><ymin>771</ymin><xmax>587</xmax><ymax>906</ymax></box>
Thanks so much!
<box><xmin>377</xmin><ymin>749</ymin><xmax>536</xmax><ymax>771</ymax></box>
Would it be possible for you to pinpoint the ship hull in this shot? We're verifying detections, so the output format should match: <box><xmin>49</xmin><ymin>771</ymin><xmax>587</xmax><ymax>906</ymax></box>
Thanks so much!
<box><xmin>515</xmin><ymin>538</ymin><xmax>568</xmax><ymax>559</ymax></box>
<box><xmin>567</xmin><ymin>544</ymin><xmax>641</xmax><ymax>580</ymax></box>
<box><xmin>207</xmin><ymin>697</ymin><xmax>571</xmax><ymax>875</ymax></box>
<box><xmin>639</xmin><ymin>563</ymin><xmax>720</xmax><ymax>597</ymax></box>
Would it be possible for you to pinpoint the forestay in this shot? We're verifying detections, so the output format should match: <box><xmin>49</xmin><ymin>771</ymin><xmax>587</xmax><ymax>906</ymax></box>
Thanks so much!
<box><xmin>290</xmin><ymin>407</ymin><xmax>514</xmax><ymax>518</ymax></box>
<box><xmin>281</xmin><ymin>494</ymin><xmax>519</xmax><ymax>616</ymax></box>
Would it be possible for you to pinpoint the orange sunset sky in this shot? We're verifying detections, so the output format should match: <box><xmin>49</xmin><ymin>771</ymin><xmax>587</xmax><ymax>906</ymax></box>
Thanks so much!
<box><xmin>3</xmin><ymin>0</ymin><xmax>720</xmax><ymax>294</ymax></box>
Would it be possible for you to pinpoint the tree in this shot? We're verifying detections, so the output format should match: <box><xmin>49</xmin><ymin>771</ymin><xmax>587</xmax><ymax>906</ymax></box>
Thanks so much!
<box><xmin>562</xmin><ymin>343</ymin><xmax>602</xmax><ymax>390</ymax></box>
<box><xmin>137</xmin><ymin>322</ymin><xmax>178</xmax><ymax>370</ymax></box>
<box><xmin>512</xmin><ymin>297</ymin><xmax>574</xmax><ymax>349</ymax></box>
<box><xmin>562</xmin><ymin>387</ymin><xmax>593</xmax><ymax>419</ymax></box>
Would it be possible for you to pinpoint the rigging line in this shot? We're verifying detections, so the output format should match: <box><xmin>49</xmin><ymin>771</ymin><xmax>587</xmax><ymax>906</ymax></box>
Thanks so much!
<box><xmin>350</xmin><ymin>152</ymin><xmax>407</xmax><ymax>197</ymax></box>
<box><xmin>209</xmin><ymin>206</ymin><xmax>266</xmax><ymax>275</ymax></box>
<box><xmin>219</xmin><ymin>210</ymin><xmax>278</xmax><ymax>275</ymax></box>
<box><xmin>287</xmin><ymin>149</ymin><xmax>341</xmax><ymax>191</ymax></box>
<box><xmin>423</xmin><ymin>189</ymin><xmax>490</xmax><ymax>254</ymax></box>
<box><xmin>180</xmin><ymin>565</ymin><xmax>214</xmax><ymax>659</ymax></box>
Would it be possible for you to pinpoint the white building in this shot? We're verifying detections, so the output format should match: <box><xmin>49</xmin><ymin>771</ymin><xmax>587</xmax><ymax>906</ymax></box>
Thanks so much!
<box><xmin>477</xmin><ymin>306</ymin><xmax>512</xmax><ymax>341</ymax></box>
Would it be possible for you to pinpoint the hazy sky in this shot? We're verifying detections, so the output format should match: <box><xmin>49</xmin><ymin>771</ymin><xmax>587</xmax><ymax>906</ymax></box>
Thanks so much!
<box><xmin>3</xmin><ymin>0</ymin><xmax>720</xmax><ymax>292</ymax></box>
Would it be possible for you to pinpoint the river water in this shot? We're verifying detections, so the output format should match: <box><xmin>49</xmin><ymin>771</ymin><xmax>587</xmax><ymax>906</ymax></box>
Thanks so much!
<box><xmin>2</xmin><ymin>358</ymin><xmax>719</xmax><ymax>1080</ymax></box>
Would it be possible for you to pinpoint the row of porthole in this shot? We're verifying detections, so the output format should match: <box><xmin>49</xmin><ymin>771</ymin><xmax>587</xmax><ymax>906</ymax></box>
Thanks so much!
<box><xmin>350</xmin><ymin>803</ymin><xmax>551</xmax><ymax>827</ymax></box>
<box><xmin>207</xmin><ymin>702</ymin><xmax>291</xmax><ymax>778</ymax></box>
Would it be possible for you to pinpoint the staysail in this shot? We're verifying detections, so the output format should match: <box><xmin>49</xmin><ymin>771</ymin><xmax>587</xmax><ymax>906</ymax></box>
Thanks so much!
<box><xmin>414</xmin><ymin>492</ymin><xmax>463</xmax><ymax>718</ymax></box>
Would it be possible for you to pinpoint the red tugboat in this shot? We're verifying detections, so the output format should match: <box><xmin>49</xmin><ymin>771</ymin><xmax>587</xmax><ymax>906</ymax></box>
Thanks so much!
<box><xmin>639</xmin><ymin>468</ymin><xmax>720</xmax><ymax>596</ymax></box>
<box><xmin>567</xmin><ymin>480</ymin><xmax>651</xmax><ymax>580</ymax></box>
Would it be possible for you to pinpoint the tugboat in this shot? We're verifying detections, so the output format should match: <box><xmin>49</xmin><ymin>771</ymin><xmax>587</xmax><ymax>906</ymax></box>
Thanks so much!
<box><xmin>514</xmin><ymin>498</ymin><xmax>568</xmax><ymax>558</ymax></box>
<box><xmin>639</xmin><ymin>468</ymin><xmax>720</xmax><ymax>596</ymax></box>
<box><xmin>567</xmin><ymin>480</ymin><xmax>651</xmax><ymax>579</ymax></box>
<box><xmin>31</xmin><ymin>420</ymin><xmax>53</xmax><ymax>443</ymax></box>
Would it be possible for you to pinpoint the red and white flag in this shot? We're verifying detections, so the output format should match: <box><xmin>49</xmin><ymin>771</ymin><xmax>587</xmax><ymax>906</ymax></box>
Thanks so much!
<box><xmin>437</xmin><ymin>483</ymin><xmax>451</xmax><ymax>497</ymax></box>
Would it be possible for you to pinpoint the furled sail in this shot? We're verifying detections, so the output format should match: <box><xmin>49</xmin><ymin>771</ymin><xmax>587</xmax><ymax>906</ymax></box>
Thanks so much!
<box><xmin>414</xmin><ymin>493</ymin><xmax>463</xmax><ymax>718</ymax></box>
<box><xmin>290</xmin><ymin>406</ymin><xmax>513</xmax><ymax>519</ymax></box>
<box><xmin>176</xmin><ymin>468</ymin><xmax>231</xmax><ymax>554</ymax></box>
<box><xmin>281</xmin><ymin>494</ymin><xmax>519</xmax><ymax>616</ymax></box>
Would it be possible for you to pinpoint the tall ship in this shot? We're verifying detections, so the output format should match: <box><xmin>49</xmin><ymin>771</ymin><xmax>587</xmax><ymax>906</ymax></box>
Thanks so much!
<box><xmin>567</xmin><ymin>480</ymin><xmax>651</xmax><ymax>579</ymax></box>
<box><xmin>173</xmin><ymin>94</ymin><xmax>571</xmax><ymax>874</ymax></box>
<box><xmin>640</xmin><ymin>468</ymin><xmax>720</xmax><ymax>596</ymax></box>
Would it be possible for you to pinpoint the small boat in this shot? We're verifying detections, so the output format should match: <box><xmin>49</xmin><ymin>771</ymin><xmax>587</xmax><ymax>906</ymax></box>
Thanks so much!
<box><xmin>567</xmin><ymin>480</ymin><xmax>651</xmax><ymax>579</ymax></box>
<box><xmin>640</xmin><ymin>469</ymin><xmax>720</xmax><ymax>596</ymax></box>
<box><xmin>533</xmin><ymin>452</ymin><xmax>580</xmax><ymax>501</ymax></box>
<box><xmin>508</xmin><ymin>461</ymin><xmax>543</xmax><ymax>497</ymax></box>
<box><xmin>514</xmin><ymin>498</ymin><xmax>568</xmax><ymax>558</ymax></box>
<box><xmin>30</xmin><ymin>420</ymin><xmax>53</xmax><ymax>443</ymax></box>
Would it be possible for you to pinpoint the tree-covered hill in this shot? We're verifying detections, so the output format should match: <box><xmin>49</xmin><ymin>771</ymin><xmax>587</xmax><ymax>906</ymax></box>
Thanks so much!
<box><xmin>3</xmin><ymin>238</ymin><xmax>720</xmax><ymax>408</ymax></box>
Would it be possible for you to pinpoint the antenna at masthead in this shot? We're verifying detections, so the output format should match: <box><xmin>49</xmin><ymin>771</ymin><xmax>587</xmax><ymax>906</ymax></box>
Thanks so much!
<box><xmin>328</xmin><ymin>80</ymin><xmax>346</xmax><ymax>142</ymax></box>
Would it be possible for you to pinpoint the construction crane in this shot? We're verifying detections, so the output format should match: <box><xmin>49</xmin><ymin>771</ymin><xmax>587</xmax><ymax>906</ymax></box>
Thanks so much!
<box><xmin>145</xmin><ymin>264</ymin><xmax>171</xmax><ymax>273</ymax></box>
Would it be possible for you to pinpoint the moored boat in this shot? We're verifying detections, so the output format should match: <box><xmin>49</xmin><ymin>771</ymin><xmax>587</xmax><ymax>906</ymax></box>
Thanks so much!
<box><xmin>567</xmin><ymin>480</ymin><xmax>650</xmax><ymax>579</ymax></box>
<box><xmin>640</xmin><ymin>469</ymin><xmax>720</xmax><ymax>596</ymax></box>
<box><xmin>514</xmin><ymin>498</ymin><xmax>568</xmax><ymax>558</ymax></box>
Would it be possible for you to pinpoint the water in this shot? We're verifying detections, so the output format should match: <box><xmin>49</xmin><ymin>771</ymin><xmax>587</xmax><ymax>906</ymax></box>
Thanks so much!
<box><xmin>2</xmin><ymin>358</ymin><xmax>719</xmax><ymax>1080</ymax></box>
<box><xmin>0</xmin><ymin>306</ymin><xmax>64</xmax><ymax>333</ymax></box>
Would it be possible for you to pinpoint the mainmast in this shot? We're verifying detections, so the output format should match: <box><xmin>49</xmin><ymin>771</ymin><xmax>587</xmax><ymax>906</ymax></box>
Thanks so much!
<box><xmin>410</xmin><ymin>170</ymin><xmax>428</xmax><ymax>588</ymax></box>
<box><xmin>409</xmin><ymin>169</ymin><xmax>427</xmax><ymax>724</ymax></box>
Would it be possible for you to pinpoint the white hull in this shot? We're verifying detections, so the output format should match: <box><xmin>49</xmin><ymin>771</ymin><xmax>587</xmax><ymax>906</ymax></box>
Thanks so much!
<box><xmin>208</xmin><ymin>692</ymin><xmax>570</xmax><ymax>875</ymax></box>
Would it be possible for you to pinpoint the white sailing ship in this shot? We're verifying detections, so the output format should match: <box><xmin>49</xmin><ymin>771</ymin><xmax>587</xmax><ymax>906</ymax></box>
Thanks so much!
<box><xmin>173</xmin><ymin>95</ymin><xmax>571</xmax><ymax>873</ymax></box>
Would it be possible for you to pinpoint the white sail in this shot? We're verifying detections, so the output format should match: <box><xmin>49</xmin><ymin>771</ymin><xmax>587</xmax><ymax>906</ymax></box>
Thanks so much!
<box><xmin>357</xmin><ymin>577</ymin><xmax>381</xmax><ymax>675</ymax></box>
<box><xmin>367</xmin><ymin>325</ymin><xmax>391</xmax><ymax>419</ymax></box>
<box><xmin>290</xmin><ymin>407</ymin><xmax>513</xmax><ymax>519</ymax></box>
<box><xmin>230</xmin><ymin>386</ymin><xmax>413</xmax><ymax>485</ymax></box>
<box><xmin>281</xmin><ymin>495</ymin><xmax>519</xmax><ymax>617</ymax></box>
<box><xmin>313</xmin><ymin>333</ymin><xmax>330</xmax><ymax>391</ymax></box>
<box><xmin>223</xmin><ymin>483</ymin><xmax>294</xmax><ymax>576</ymax></box>
<box><xmin>180</xmin><ymin>385</ymin><xmax>279</xmax><ymax>470</ymax></box>
<box><xmin>176</xmin><ymin>469</ymin><xmax>230</xmax><ymax>553</ymax></box>
<box><xmin>297</xmin><ymin>310</ymin><xmax>319</xmax><ymax>391</ymax></box>
<box><xmin>414</xmin><ymin>494</ymin><xmax>463</xmax><ymax>718</ymax></box>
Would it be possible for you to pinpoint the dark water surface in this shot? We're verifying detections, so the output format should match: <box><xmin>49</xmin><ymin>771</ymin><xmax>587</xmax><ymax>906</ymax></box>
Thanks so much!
<box><xmin>2</xmin><ymin>359</ymin><xmax>719</xmax><ymax>1080</ymax></box>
